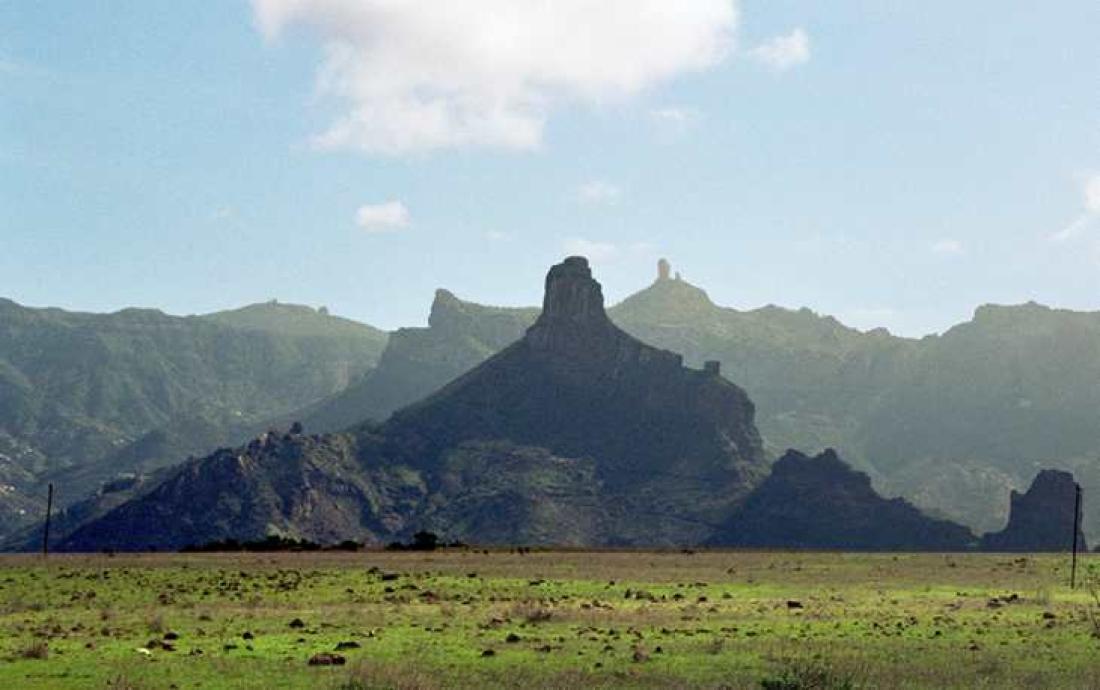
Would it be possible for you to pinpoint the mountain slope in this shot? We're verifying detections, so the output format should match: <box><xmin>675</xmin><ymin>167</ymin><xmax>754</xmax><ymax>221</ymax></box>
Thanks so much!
<box><xmin>0</xmin><ymin>298</ymin><xmax>388</xmax><ymax>538</ymax></box>
<box><xmin>379</xmin><ymin>257</ymin><xmax>768</xmax><ymax>542</ymax></box>
<box><xmin>311</xmin><ymin>264</ymin><xmax>1100</xmax><ymax>535</ymax></box>
<box><xmin>301</xmin><ymin>290</ymin><xmax>537</xmax><ymax>432</ymax></box>
<box><xmin>610</xmin><ymin>272</ymin><xmax>914</xmax><ymax>467</ymax></box>
<box><xmin>713</xmin><ymin>449</ymin><xmax>975</xmax><ymax>550</ymax></box>
<box><xmin>61</xmin><ymin>257</ymin><xmax>770</xmax><ymax>550</ymax></box>
<box><xmin>61</xmin><ymin>429</ymin><xmax>426</xmax><ymax>552</ymax></box>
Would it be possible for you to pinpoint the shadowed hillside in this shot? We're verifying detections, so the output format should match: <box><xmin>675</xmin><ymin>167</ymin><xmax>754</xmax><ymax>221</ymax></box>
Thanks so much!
<box><xmin>713</xmin><ymin>449</ymin><xmax>976</xmax><ymax>550</ymax></box>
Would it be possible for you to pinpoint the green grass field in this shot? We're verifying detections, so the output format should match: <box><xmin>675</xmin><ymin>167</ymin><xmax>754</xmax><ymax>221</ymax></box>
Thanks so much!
<box><xmin>2</xmin><ymin>551</ymin><xmax>1099</xmax><ymax>689</ymax></box>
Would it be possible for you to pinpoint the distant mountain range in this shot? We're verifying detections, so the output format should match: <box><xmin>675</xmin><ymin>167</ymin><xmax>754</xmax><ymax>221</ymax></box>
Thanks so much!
<box><xmin>56</xmin><ymin>258</ymin><xmax>1081</xmax><ymax>553</ymax></box>
<box><xmin>60</xmin><ymin>257</ymin><xmax>770</xmax><ymax>549</ymax></box>
<box><xmin>0</xmin><ymin>298</ymin><xmax>386</xmax><ymax>538</ymax></box>
<box><xmin>3</xmin><ymin>258</ymin><xmax>1099</xmax><ymax>548</ymax></box>
<box><xmin>296</xmin><ymin>264</ymin><xmax>1100</xmax><ymax>535</ymax></box>
<box><xmin>611</xmin><ymin>274</ymin><xmax>1100</xmax><ymax>535</ymax></box>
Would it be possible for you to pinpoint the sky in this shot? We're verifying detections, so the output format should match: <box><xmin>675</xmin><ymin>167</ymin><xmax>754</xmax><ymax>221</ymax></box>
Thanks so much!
<box><xmin>2</xmin><ymin>1</ymin><xmax>1098</xmax><ymax>337</ymax></box>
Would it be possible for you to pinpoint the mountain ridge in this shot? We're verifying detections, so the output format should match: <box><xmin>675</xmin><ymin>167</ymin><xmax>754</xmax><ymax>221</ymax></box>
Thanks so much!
<box><xmin>8</xmin><ymin>260</ymin><xmax>1100</xmax><ymax>543</ymax></box>
<box><xmin>59</xmin><ymin>257</ymin><xmax>771</xmax><ymax>550</ymax></box>
<box><xmin>0</xmin><ymin>297</ymin><xmax>389</xmax><ymax>539</ymax></box>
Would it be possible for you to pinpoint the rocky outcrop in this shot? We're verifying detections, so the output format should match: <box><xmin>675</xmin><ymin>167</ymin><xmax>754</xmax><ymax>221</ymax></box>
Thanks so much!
<box><xmin>712</xmin><ymin>449</ymin><xmax>976</xmax><ymax>550</ymax></box>
<box><xmin>980</xmin><ymin>470</ymin><xmax>1087</xmax><ymax>552</ymax></box>
<box><xmin>60</xmin><ymin>431</ymin><xmax>429</xmax><ymax>552</ymax></box>
<box><xmin>657</xmin><ymin>258</ymin><xmax>671</xmax><ymax>282</ymax></box>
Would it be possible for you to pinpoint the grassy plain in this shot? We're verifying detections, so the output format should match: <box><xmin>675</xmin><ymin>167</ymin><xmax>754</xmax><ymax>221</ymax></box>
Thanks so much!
<box><xmin>1</xmin><ymin>550</ymin><xmax>1099</xmax><ymax>689</ymax></box>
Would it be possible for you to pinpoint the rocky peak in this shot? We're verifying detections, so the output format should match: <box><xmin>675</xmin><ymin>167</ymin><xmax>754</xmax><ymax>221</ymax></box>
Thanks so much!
<box><xmin>769</xmin><ymin>448</ymin><xmax>870</xmax><ymax>491</ymax></box>
<box><xmin>427</xmin><ymin>289</ymin><xmax>463</xmax><ymax>330</ymax></box>
<box><xmin>981</xmin><ymin>469</ymin><xmax>1086</xmax><ymax>552</ymax></box>
<box><xmin>657</xmin><ymin>258</ymin><xmax>671</xmax><ymax>282</ymax></box>
<box><xmin>539</xmin><ymin>257</ymin><xmax>609</xmax><ymax>325</ymax></box>
<box><xmin>527</xmin><ymin>257</ymin><xmax>616</xmax><ymax>350</ymax></box>
<box><xmin>610</xmin><ymin>271</ymin><xmax>717</xmax><ymax>326</ymax></box>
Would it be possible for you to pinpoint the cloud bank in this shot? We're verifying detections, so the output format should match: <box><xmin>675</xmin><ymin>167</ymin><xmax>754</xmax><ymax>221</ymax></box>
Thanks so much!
<box><xmin>252</xmin><ymin>0</ymin><xmax>738</xmax><ymax>155</ymax></box>
<box><xmin>1086</xmin><ymin>174</ymin><xmax>1100</xmax><ymax>214</ymax></box>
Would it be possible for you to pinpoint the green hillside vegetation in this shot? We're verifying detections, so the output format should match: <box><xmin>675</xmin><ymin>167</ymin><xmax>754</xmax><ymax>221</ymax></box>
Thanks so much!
<box><xmin>0</xmin><ymin>298</ymin><xmax>388</xmax><ymax>540</ymax></box>
<box><xmin>200</xmin><ymin>300</ymin><xmax>386</xmax><ymax>341</ymax></box>
<box><xmin>618</xmin><ymin>282</ymin><xmax>1100</xmax><ymax>534</ymax></box>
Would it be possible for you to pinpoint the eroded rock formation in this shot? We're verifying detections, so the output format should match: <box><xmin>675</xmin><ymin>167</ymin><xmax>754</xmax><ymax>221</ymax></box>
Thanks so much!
<box><xmin>980</xmin><ymin>470</ymin><xmax>1087</xmax><ymax>552</ymax></box>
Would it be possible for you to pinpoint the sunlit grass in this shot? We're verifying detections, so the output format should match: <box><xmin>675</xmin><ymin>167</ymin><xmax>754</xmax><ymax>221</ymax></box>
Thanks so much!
<box><xmin>1</xmin><ymin>551</ymin><xmax>1098</xmax><ymax>688</ymax></box>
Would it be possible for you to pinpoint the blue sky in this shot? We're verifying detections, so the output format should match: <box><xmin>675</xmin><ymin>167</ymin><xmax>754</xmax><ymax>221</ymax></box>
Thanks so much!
<box><xmin>2</xmin><ymin>1</ymin><xmax>1098</xmax><ymax>336</ymax></box>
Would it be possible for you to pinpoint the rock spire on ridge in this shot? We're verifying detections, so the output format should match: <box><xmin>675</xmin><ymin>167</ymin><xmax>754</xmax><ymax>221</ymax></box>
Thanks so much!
<box><xmin>657</xmin><ymin>258</ymin><xmax>671</xmax><ymax>281</ymax></box>
<box><xmin>538</xmin><ymin>256</ymin><xmax>607</xmax><ymax>325</ymax></box>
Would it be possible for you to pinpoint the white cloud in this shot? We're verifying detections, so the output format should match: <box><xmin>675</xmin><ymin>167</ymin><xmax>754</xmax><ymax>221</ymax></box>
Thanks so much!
<box><xmin>484</xmin><ymin>230</ymin><xmax>511</xmax><ymax>241</ymax></box>
<box><xmin>648</xmin><ymin>106</ymin><xmax>703</xmax><ymax>140</ymax></box>
<box><xmin>1085</xmin><ymin>174</ymin><xmax>1100</xmax><ymax>214</ymax></box>
<box><xmin>355</xmin><ymin>200</ymin><xmax>409</xmax><ymax>233</ymax></box>
<box><xmin>576</xmin><ymin>180</ymin><xmax>621</xmax><ymax>205</ymax></box>
<box><xmin>0</xmin><ymin>55</ymin><xmax>38</xmax><ymax>78</ymax></box>
<box><xmin>562</xmin><ymin>238</ymin><xmax>657</xmax><ymax>263</ymax></box>
<box><xmin>210</xmin><ymin>205</ymin><xmax>236</xmax><ymax>221</ymax></box>
<box><xmin>931</xmin><ymin>238</ymin><xmax>965</xmax><ymax>256</ymax></box>
<box><xmin>252</xmin><ymin>0</ymin><xmax>737</xmax><ymax>155</ymax></box>
<box><xmin>748</xmin><ymin>27</ymin><xmax>810</xmax><ymax>71</ymax></box>
<box><xmin>650</xmin><ymin>106</ymin><xmax>701</xmax><ymax>129</ymax></box>
<box><xmin>563</xmin><ymin>238</ymin><xmax>619</xmax><ymax>262</ymax></box>
<box><xmin>1049</xmin><ymin>173</ymin><xmax>1100</xmax><ymax>243</ymax></box>
<box><xmin>1051</xmin><ymin>215</ymin><xmax>1092</xmax><ymax>243</ymax></box>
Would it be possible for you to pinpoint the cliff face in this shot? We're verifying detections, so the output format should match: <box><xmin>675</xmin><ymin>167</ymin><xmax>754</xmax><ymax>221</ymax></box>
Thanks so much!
<box><xmin>980</xmin><ymin>470</ymin><xmax>1087</xmax><ymax>552</ymax></box>
<box><xmin>713</xmin><ymin>449</ymin><xmax>976</xmax><ymax>550</ymax></box>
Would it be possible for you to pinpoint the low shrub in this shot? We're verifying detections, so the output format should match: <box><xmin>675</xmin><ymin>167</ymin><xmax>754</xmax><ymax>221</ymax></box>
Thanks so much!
<box><xmin>19</xmin><ymin>641</ymin><xmax>49</xmax><ymax>660</ymax></box>
<box><xmin>760</xmin><ymin>659</ymin><xmax>856</xmax><ymax>690</ymax></box>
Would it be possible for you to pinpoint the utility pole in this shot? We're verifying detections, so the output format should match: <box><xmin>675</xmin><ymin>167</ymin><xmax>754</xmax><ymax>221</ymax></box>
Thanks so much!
<box><xmin>42</xmin><ymin>483</ymin><xmax>53</xmax><ymax>558</ymax></box>
<box><xmin>1070</xmin><ymin>483</ymin><xmax>1082</xmax><ymax>589</ymax></box>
